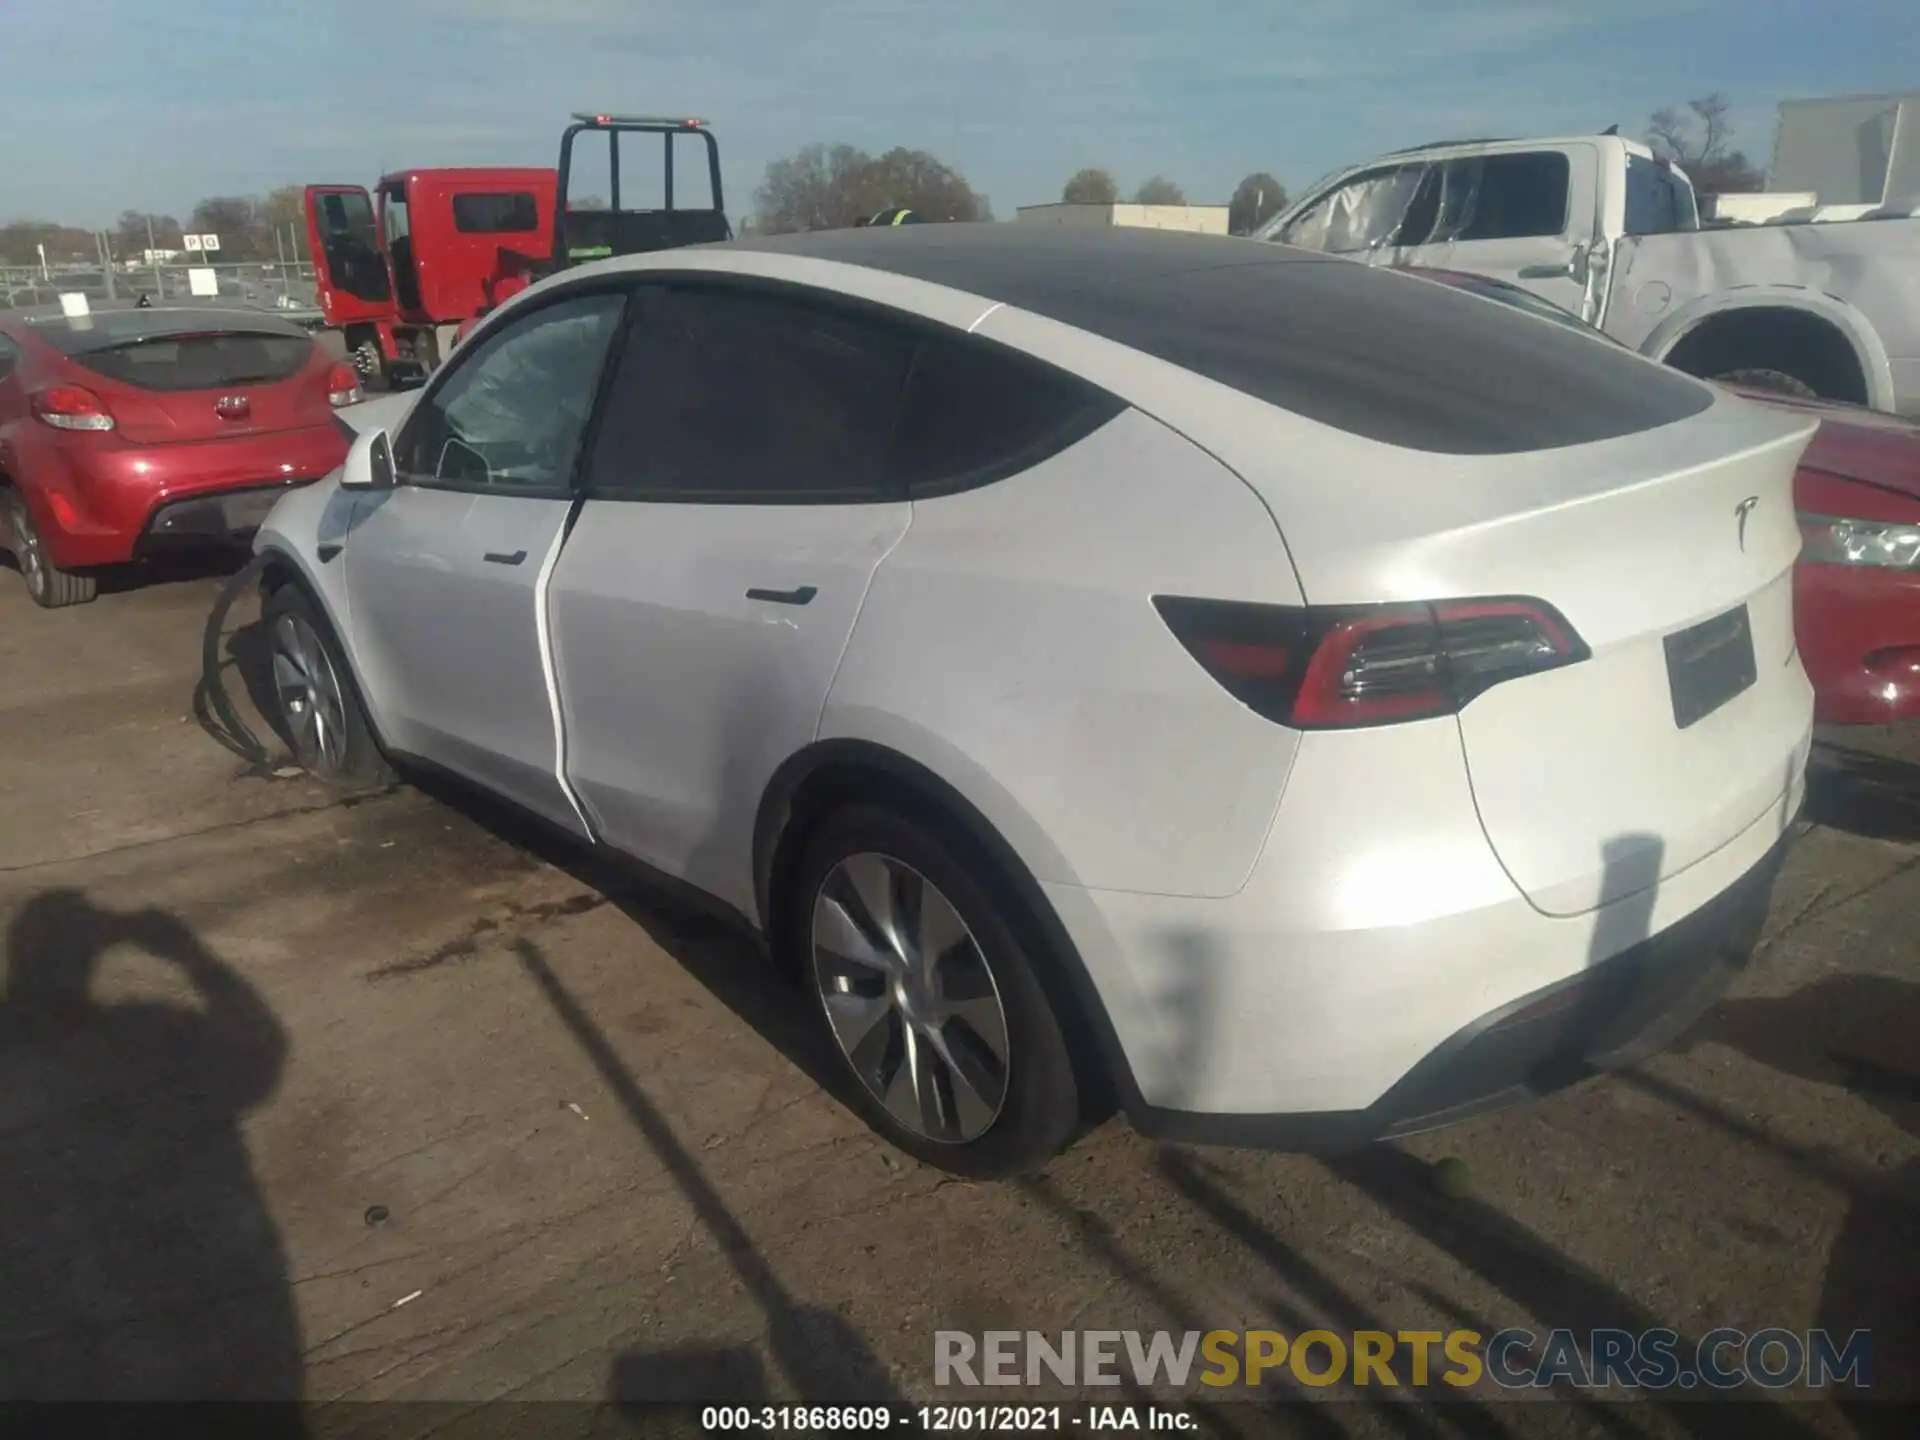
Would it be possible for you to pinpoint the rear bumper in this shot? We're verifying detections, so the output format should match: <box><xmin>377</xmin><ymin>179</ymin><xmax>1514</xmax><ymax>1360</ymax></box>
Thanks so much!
<box><xmin>133</xmin><ymin>479</ymin><xmax>320</xmax><ymax>556</ymax></box>
<box><xmin>1796</xmin><ymin>560</ymin><xmax>1920</xmax><ymax>724</ymax></box>
<box><xmin>1036</xmin><ymin>714</ymin><xmax>1808</xmax><ymax>1148</ymax></box>
<box><xmin>23</xmin><ymin>422</ymin><xmax>348</xmax><ymax>568</ymax></box>
<box><xmin>1131</xmin><ymin>828</ymin><xmax>1791</xmax><ymax>1151</ymax></box>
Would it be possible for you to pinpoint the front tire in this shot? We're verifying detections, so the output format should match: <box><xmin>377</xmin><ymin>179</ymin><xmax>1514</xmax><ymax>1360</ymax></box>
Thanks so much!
<box><xmin>793</xmin><ymin>804</ymin><xmax>1080</xmax><ymax>1178</ymax></box>
<box><xmin>262</xmin><ymin>583</ymin><xmax>393</xmax><ymax>788</ymax></box>
<box><xmin>6</xmin><ymin>490</ymin><xmax>97</xmax><ymax>608</ymax></box>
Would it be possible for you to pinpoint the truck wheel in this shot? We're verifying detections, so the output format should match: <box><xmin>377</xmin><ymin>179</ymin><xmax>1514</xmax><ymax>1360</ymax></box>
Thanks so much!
<box><xmin>1712</xmin><ymin>367</ymin><xmax>1819</xmax><ymax>400</ymax></box>
<box><xmin>6</xmin><ymin>491</ymin><xmax>98</xmax><ymax>608</ymax></box>
<box><xmin>352</xmin><ymin>339</ymin><xmax>391</xmax><ymax>393</ymax></box>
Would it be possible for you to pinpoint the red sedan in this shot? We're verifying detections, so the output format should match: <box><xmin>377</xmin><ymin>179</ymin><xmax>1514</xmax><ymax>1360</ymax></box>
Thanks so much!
<box><xmin>1406</xmin><ymin>268</ymin><xmax>1920</xmax><ymax>725</ymax></box>
<box><xmin>0</xmin><ymin>305</ymin><xmax>358</xmax><ymax>607</ymax></box>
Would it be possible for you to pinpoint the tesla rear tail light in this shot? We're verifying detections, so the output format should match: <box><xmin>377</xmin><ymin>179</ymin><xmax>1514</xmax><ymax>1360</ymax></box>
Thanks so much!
<box><xmin>326</xmin><ymin>361</ymin><xmax>362</xmax><ymax>409</ymax></box>
<box><xmin>31</xmin><ymin>384</ymin><xmax>116</xmax><ymax>432</ymax></box>
<box><xmin>1155</xmin><ymin>595</ymin><xmax>1589</xmax><ymax>729</ymax></box>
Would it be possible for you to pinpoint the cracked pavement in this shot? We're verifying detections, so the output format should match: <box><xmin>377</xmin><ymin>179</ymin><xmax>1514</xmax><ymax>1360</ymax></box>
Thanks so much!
<box><xmin>0</xmin><ymin>565</ymin><xmax>1915</xmax><ymax>1434</ymax></box>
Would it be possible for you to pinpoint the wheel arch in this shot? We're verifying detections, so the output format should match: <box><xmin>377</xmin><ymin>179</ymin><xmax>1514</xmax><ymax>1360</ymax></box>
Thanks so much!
<box><xmin>753</xmin><ymin>737</ymin><xmax>1136</xmax><ymax>1119</ymax></box>
<box><xmin>1643</xmin><ymin>290</ymin><xmax>1893</xmax><ymax>408</ymax></box>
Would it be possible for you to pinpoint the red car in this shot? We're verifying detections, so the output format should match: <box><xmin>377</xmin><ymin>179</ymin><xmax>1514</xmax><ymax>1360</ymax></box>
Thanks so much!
<box><xmin>1407</xmin><ymin>268</ymin><xmax>1920</xmax><ymax>724</ymax></box>
<box><xmin>0</xmin><ymin>305</ymin><xmax>358</xmax><ymax>607</ymax></box>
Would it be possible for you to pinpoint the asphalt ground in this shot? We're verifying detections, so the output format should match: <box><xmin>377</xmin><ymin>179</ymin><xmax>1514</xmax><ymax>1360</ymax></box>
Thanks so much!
<box><xmin>0</xmin><ymin>557</ymin><xmax>1915</xmax><ymax>1436</ymax></box>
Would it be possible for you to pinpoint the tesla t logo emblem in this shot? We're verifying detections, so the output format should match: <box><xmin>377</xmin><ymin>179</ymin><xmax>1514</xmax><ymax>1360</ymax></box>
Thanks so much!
<box><xmin>1735</xmin><ymin>496</ymin><xmax>1759</xmax><ymax>552</ymax></box>
<box><xmin>215</xmin><ymin>395</ymin><xmax>251</xmax><ymax>420</ymax></box>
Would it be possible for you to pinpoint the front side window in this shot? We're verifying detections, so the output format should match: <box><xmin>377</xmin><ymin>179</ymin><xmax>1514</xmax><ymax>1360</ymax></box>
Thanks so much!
<box><xmin>0</xmin><ymin>334</ymin><xmax>19</xmax><ymax>381</ymax></box>
<box><xmin>452</xmin><ymin>192</ymin><xmax>540</xmax><ymax>234</ymax></box>
<box><xmin>398</xmin><ymin>291</ymin><xmax>626</xmax><ymax>492</ymax></box>
<box><xmin>586</xmin><ymin>285</ymin><xmax>914</xmax><ymax>501</ymax></box>
<box><xmin>1278</xmin><ymin>164</ymin><xmax>1430</xmax><ymax>253</ymax></box>
<box><xmin>1430</xmin><ymin>152</ymin><xmax>1572</xmax><ymax>242</ymax></box>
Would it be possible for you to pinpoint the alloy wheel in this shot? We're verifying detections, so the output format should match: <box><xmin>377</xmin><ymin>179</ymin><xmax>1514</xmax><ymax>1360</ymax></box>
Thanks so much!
<box><xmin>811</xmin><ymin>852</ymin><xmax>1012</xmax><ymax>1144</ymax></box>
<box><xmin>12</xmin><ymin>504</ymin><xmax>46</xmax><ymax>600</ymax></box>
<box><xmin>271</xmin><ymin>612</ymin><xmax>348</xmax><ymax>775</ymax></box>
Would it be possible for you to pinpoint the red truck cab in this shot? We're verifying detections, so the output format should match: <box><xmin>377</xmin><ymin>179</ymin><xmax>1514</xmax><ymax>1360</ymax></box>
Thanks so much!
<box><xmin>305</xmin><ymin>167</ymin><xmax>557</xmax><ymax>387</ymax></box>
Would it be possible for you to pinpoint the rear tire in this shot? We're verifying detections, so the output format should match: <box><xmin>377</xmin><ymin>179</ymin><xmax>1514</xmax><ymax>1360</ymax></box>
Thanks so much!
<box><xmin>6</xmin><ymin>491</ymin><xmax>97</xmax><ymax>608</ymax></box>
<box><xmin>1711</xmin><ymin>367</ymin><xmax>1819</xmax><ymax>400</ymax></box>
<box><xmin>262</xmin><ymin>583</ymin><xmax>393</xmax><ymax>789</ymax></box>
<box><xmin>791</xmin><ymin>803</ymin><xmax>1080</xmax><ymax>1178</ymax></box>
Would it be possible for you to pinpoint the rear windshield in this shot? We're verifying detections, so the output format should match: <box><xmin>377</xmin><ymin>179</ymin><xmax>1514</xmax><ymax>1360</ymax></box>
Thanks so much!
<box><xmin>70</xmin><ymin>332</ymin><xmax>315</xmax><ymax>391</ymax></box>
<box><xmin>453</xmin><ymin>192</ymin><xmax>540</xmax><ymax>233</ymax></box>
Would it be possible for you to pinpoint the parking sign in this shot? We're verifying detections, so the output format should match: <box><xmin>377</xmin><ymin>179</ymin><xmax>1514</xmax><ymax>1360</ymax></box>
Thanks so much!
<box><xmin>183</xmin><ymin>234</ymin><xmax>202</xmax><ymax>252</ymax></box>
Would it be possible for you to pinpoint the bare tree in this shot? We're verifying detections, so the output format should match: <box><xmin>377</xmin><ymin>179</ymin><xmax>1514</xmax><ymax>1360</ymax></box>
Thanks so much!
<box><xmin>114</xmin><ymin>210</ymin><xmax>184</xmax><ymax>256</ymax></box>
<box><xmin>754</xmin><ymin>143</ymin><xmax>989</xmax><ymax>233</ymax></box>
<box><xmin>1132</xmin><ymin>176</ymin><xmax>1186</xmax><ymax>206</ymax></box>
<box><xmin>1228</xmin><ymin>172</ymin><xmax>1287</xmax><ymax>235</ymax></box>
<box><xmin>1062</xmin><ymin>167</ymin><xmax>1119</xmax><ymax>204</ymax></box>
<box><xmin>1646</xmin><ymin>93</ymin><xmax>1764</xmax><ymax>194</ymax></box>
<box><xmin>189</xmin><ymin>196</ymin><xmax>269</xmax><ymax>258</ymax></box>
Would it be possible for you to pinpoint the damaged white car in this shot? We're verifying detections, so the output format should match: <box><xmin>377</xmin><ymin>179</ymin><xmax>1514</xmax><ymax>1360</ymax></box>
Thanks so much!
<box><xmin>1259</xmin><ymin>132</ymin><xmax>1920</xmax><ymax>415</ymax></box>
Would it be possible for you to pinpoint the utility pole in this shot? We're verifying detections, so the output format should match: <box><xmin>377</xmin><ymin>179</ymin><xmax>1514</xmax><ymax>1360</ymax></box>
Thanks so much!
<box><xmin>95</xmin><ymin>231</ymin><xmax>118</xmax><ymax>301</ymax></box>
<box><xmin>146</xmin><ymin>215</ymin><xmax>163</xmax><ymax>299</ymax></box>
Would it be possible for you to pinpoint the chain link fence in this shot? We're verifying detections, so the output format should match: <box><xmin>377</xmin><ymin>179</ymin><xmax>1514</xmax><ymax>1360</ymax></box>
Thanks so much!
<box><xmin>0</xmin><ymin>261</ymin><xmax>320</xmax><ymax>321</ymax></box>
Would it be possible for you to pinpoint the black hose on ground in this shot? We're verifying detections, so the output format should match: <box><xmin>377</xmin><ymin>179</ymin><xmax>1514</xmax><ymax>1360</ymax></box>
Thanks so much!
<box><xmin>200</xmin><ymin>552</ymin><xmax>276</xmax><ymax>767</ymax></box>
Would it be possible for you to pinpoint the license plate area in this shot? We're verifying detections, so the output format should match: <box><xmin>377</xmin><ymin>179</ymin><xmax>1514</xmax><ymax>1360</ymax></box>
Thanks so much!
<box><xmin>1664</xmin><ymin>604</ymin><xmax>1757</xmax><ymax>729</ymax></box>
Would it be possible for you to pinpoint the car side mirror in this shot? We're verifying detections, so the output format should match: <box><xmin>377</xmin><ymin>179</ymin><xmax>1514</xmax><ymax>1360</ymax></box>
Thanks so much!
<box><xmin>339</xmin><ymin>427</ymin><xmax>397</xmax><ymax>491</ymax></box>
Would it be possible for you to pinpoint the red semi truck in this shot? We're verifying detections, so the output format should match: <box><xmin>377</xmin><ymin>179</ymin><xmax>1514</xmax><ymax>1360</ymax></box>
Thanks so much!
<box><xmin>303</xmin><ymin>114</ymin><xmax>730</xmax><ymax>389</ymax></box>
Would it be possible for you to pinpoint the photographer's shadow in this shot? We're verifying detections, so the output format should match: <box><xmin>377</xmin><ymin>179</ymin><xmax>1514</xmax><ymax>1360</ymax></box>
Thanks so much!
<box><xmin>0</xmin><ymin>889</ymin><xmax>301</xmax><ymax>1401</ymax></box>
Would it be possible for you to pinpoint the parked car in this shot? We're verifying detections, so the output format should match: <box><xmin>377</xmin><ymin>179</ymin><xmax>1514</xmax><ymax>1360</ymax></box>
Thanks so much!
<box><xmin>251</xmin><ymin>226</ymin><xmax>1815</xmax><ymax>1177</ymax></box>
<box><xmin>0</xmin><ymin>305</ymin><xmax>359</xmax><ymax>607</ymax></box>
<box><xmin>1405</xmin><ymin>266</ymin><xmax>1920</xmax><ymax>725</ymax></box>
<box><xmin>1258</xmin><ymin>133</ymin><xmax>1920</xmax><ymax>414</ymax></box>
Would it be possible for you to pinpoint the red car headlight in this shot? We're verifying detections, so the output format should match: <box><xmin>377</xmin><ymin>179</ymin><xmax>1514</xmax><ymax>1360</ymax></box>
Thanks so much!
<box><xmin>1797</xmin><ymin>513</ymin><xmax>1920</xmax><ymax>570</ymax></box>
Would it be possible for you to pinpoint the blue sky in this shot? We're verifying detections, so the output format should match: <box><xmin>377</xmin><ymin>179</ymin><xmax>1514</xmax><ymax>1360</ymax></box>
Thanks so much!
<box><xmin>5</xmin><ymin>0</ymin><xmax>1915</xmax><ymax>226</ymax></box>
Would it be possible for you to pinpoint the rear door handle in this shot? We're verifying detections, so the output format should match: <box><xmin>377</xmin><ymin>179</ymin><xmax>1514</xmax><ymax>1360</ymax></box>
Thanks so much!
<box><xmin>746</xmin><ymin>584</ymin><xmax>817</xmax><ymax>606</ymax></box>
<box><xmin>483</xmin><ymin>549</ymin><xmax>527</xmax><ymax>566</ymax></box>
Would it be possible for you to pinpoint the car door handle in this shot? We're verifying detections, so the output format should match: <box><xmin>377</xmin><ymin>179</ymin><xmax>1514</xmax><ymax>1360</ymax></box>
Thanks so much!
<box><xmin>483</xmin><ymin>549</ymin><xmax>528</xmax><ymax>566</ymax></box>
<box><xmin>1517</xmin><ymin>262</ymin><xmax>1574</xmax><ymax>279</ymax></box>
<box><xmin>746</xmin><ymin>584</ymin><xmax>817</xmax><ymax>606</ymax></box>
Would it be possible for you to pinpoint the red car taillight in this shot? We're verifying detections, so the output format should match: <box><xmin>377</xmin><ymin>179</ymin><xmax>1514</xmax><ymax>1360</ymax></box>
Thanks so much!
<box><xmin>327</xmin><ymin>361</ymin><xmax>362</xmax><ymax>409</ymax></box>
<box><xmin>31</xmin><ymin>384</ymin><xmax>116</xmax><ymax>432</ymax></box>
<box><xmin>1155</xmin><ymin>594</ymin><xmax>1590</xmax><ymax>729</ymax></box>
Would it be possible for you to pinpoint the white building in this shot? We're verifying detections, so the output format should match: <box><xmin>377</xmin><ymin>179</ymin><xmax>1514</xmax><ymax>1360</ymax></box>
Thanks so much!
<box><xmin>1014</xmin><ymin>202</ymin><xmax>1231</xmax><ymax>236</ymax></box>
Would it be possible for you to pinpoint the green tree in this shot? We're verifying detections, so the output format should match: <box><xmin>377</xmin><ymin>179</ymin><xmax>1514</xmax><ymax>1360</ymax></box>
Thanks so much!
<box><xmin>1132</xmin><ymin>176</ymin><xmax>1186</xmax><ymax>205</ymax></box>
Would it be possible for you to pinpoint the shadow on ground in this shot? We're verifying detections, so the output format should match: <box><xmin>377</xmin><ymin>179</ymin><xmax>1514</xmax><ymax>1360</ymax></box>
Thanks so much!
<box><xmin>1805</xmin><ymin>740</ymin><xmax>1920</xmax><ymax>844</ymax></box>
<box><xmin>1690</xmin><ymin>974</ymin><xmax>1920</xmax><ymax>1420</ymax></box>
<box><xmin>0</xmin><ymin>889</ymin><xmax>301</xmax><ymax>1407</ymax></box>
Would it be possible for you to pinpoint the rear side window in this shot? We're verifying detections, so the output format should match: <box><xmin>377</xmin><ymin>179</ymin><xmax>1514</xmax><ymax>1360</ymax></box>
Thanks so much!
<box><xmin>1435</xmin><ymin>152</ymin><xmax>1571</xmax><ymax>241</ymax></box>
<box><xmin>1625</xmin><ymin>156</ymin><xmax>1687</xmax><ymax>235</ymax></box>
<box><xmin>70</xmin><ymin>333</ymin><xmax>314</xmax><ymax>391</ymax></box>
<box><xmin>892</xmin><ymin>335</ymin><xmax>1123</xmax><ymax>493</ymax></box>
<box><xmin>452</xmin><ymin>192</ymin><xmax>540</xmax><ymax>234</ymax></box>
<box><xmin>587</xmin><ymin>286</ymin><xmax>914</xmax><ymax>501</ymax></box>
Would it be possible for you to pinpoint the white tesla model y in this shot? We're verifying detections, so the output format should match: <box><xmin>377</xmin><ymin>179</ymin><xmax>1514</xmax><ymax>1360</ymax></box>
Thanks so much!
<box><xmin>255</xmin><ymin>225</ymin><xmax>1815</xmax><ymax>1176</ymax></box>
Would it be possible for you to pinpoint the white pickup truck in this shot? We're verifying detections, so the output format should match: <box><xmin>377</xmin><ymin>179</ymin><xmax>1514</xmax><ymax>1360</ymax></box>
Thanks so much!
<box><xmin>1256</xmin><ymin>134</ymin><xmax>1920</xmax><ymax>415</ymax></box>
